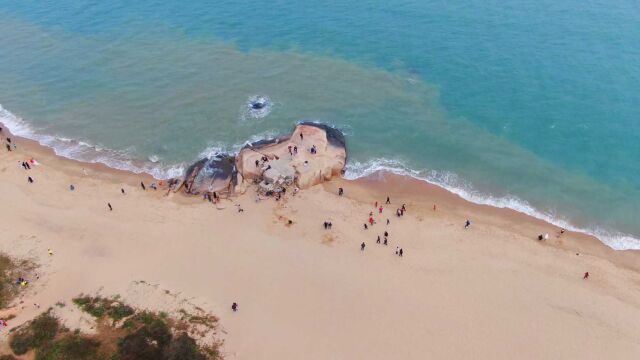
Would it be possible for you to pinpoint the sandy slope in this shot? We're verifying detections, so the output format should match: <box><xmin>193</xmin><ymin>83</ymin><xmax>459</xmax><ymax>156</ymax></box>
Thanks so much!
<box><xmin>1</xmin><ymin>136</ymin><xmax>640</xmax><ymax>359</ymax></box>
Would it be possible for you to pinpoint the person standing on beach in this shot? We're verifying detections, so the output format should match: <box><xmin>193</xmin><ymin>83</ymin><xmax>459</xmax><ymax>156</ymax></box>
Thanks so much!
<box><xmin>361</xmin><ymin>242</ymin><xmax>366</xmax><ymax>251</ymax></box>
<box><xmin>386</xmin><ymin>196</ymin><xmax>390</xmax><ymax>204</ymax></box>
<box><xmin>399</xmin><ymin>248</ymin><xmax>403</xmax><ymax>257</ymax></box>
<box><xmin>386</xmin><ymin>218</ymin><xmax>390</xmax><ymax>225</ymax></box>
<box><xmin>377</xmin><ymin>236</ymin><xmax>381</xmax><ymax>244</ymax></box>
<box><xmin>583</xmin><ymin>272</ymin><xmax>589</xmax><ymax>279</ymax></box>
<box><xmin>107</xmin><ymin>203</ymin><xmax>113</xmax><ymax>211</ymax></box>
<box><xmin>465</xmin><ymin>219</ymin><xmax>471</xmax><ymax>229</ymax></box>
<box><xmin>383</xmin><ymin>237</ymin><xmax>388</xmax><ymax>246</ymax></box>
<box><xmin>338</xmin><ymin>187</ymin><xmax>344</xmax><ymax>196</ymax></box>
<box><xmin>379</xmin><ymin>206</ymin><xmax>383</xmax><ymax>214</ymax></box>
<box><xmin>140</xmin><ymin>182</ymin><xmax>146</xmax><ymax>190</ymax></box>
<box><xmin>364</xmin><ymin>223</ymin><xmax>368</xmax><ymax>230</ymax></box>
<box><xmin>300</xmin><ymin>133</ymin><xmax>304</xmax><ymax>141</ymax></box>
<box><xmin>27</xmin><ymin>176</ymin><xmax>34</xmax><ymax>183</ymax></box>
<box><xmin>232</xmin><ymin>302</ymin><xmax>238</xmax><ymax>312</ymax></box>
<box><xmin>121</xmin><ymin>188</ymin><xmax>125</xmax><ymax>194</ymax></box>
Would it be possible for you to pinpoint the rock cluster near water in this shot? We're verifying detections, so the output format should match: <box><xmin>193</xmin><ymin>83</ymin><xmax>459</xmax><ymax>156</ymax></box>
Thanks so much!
<box><xmin>177</xmin><ymin>122</ymin><xmax>346</xmax><ymax>196</ymax></box>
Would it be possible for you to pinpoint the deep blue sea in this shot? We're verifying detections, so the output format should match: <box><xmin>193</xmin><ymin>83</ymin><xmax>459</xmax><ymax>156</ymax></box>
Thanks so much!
<box><xmin>1</xmin><ymin>0</ymin><xmax>639</xmax><ymax>248</ymax></box>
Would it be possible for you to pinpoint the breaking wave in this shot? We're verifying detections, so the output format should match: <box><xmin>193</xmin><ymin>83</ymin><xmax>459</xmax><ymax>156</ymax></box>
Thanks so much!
<box><xmin>345</xmin><ymin>158</ymin><xmax>640</xmax><ymax>250</ymax></box>
<box><xmin>0</xmin><ymin>104</ymin><xmax>185</xmax><ymax>179</ymax></box>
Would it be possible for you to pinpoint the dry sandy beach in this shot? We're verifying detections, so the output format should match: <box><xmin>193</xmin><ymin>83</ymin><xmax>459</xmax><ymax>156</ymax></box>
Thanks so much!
<box><xmin>1</xmin><ymin>133</ymin><xmax>640</xmax><ymax>359</ymax></box>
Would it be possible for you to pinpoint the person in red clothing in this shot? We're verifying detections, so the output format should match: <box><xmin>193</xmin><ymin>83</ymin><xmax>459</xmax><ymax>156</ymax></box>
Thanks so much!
<box><xmin>583</xmin><ymin>272</ymin><xmax>589</xmax><ymax>279</ymax></box>
<box><xmin>368</xmin><ymin>217</ymin><xmax>374</xmax><ymax>226</ymax></box>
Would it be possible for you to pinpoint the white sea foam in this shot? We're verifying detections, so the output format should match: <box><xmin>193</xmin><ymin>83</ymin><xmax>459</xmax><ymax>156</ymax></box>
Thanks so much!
<box><xmin>0</xmin><ymin>104</ymin><xmax>185</xmax><ymax>179</ymax></box>
<box><xmin>345</xmin><ymin>158</ymin><xmax>640</xmax><ymax>250</ymax></box>
<box><xmin>3</xmin><ymin>104</ymin><xmax>639</xmax><ymax>249</ymax></box>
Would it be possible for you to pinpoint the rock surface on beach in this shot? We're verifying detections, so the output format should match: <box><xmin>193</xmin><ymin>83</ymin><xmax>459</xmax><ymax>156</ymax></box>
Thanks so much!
<box><xmin>179</xmin><ymin>122</ymin><xmax>346</xmax><ymax>196</ymax></box>
<box><xmin>236</xmin><ymin>122</ymin><xmax>347</xmax><ymax>191</ymax></box>
<box><xmin>181</xmin><ymin>153</ymin><xmax>237</xmax><ymax>195</ymax></box>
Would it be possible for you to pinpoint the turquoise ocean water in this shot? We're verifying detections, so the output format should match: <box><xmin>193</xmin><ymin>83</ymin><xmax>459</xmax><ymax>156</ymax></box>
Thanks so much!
<box><xmin>1</xmin><ymin>1</ymin><xmax>639</xmax><ymax>248</ymax></box>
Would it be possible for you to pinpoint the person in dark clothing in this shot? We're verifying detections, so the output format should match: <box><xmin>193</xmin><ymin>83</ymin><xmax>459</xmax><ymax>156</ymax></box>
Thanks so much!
<box><xmin>232</xmin><ymin>302</ymin><xmax>238</xmax><ymax>312</ymax></box>
<box><xmin>338</xmin><ymin>187</ymin><xmax>344</xmax><ymax>196</ymax></box>
<box><xmin>121</xmin><ymin>188</ymin><xmax>125</xmax><ymax>194</ymax></box>
<box><xmin>27</xmin><ymin>176</ymin><xmax>34</xmax><ymax>183</ymax></box>
<box><xmin>361</xmin><ymin>242</ymin><xmax>366</xmax><ymax>251</ymax></box>
<box><xmin>386</xmin><ymin>196</ymin><xmax>390</xmax><ymax>204</ymax></box>
<box><xmin>107</xmin><ymin>203</ymin><xmax>113</xmax><ymax>211</ymax></box>
<box><xmin>140</xmin><ymin>182</ymin><xmax>146</xmax><ymax>190</ymax></box>
<box><xmin>465</xmin><ymin>219</ymin><xmax>471</xmax><ymax>229</ymax></box>
<box><xmin>383</xmin><ymin>237</ymin><xmax>388</xmax><ymax>246</ymax></box>
<box><xmin>386</xmin><ymin>219</ymin><xmax>390</xmax><ymax>225</ymax></box>
<box><xmin>399</xmin><ymin>248</ymin><xmax>403</xmax><ymax>257</ymax></box>
<box><xmin>363</xmin><ymin>223</ymin><xmax>368</xmax><ymax>230</ymax></box>
<box><xmin>384</xmin><ymin>231</ymin><xmax>389</xmax><ymax>238</ymax></box>
<box><xmin>377</xmin><ymin>236</ymin><xmax>381</xmax><ymax>244</ymax></box>
<box><xmin>255</xmin><ymin>159</ymin><xmax>260</xmax><ymax>167</ymax></box>
<box><xmin>324</xmin><ymin>222</ymin><xmax>328</xmax><ymax>229</ymax></box>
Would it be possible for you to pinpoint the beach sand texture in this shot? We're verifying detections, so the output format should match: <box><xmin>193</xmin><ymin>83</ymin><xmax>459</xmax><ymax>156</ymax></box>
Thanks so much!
<box><xmin>1</xmin><ymin>135</ymin><xmax>640</xmax><ymax>359</ymax></box>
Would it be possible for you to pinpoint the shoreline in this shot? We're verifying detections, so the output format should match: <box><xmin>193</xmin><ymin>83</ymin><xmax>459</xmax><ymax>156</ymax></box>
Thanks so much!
<box><xmin>2</xmin><ymin>123</ymin><xmax>640</xmax><ymax>359</ymax></box>
<box><xmin>1</xmin><ymin>119</ymin><xmax>637</xmax><ymax>254</ymax></box>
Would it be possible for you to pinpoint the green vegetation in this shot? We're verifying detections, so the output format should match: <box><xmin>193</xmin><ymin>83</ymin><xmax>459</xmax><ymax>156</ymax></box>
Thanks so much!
<box><xmin>9</xmin><ymin>310</ymin><xmax>60</xmax><ymax>355</ymax></box>
<box><xmin>0</xmin><ymin>253</ymin><xmax>36</xmax><ymax>309</ymax></box>
<box><xmin>36</xmin><ymin>332</ymin><xmax>102</xmax><ymax>360</ymax></box>
<box><xmin>6</xmin><ymin>296</ymin><xmax>221</xmax><ymax>359</ymax></box>
<box><xmin>72</xmin><ymin>295</ymin><xmax>134</xmax><ymax>323</ymax></box>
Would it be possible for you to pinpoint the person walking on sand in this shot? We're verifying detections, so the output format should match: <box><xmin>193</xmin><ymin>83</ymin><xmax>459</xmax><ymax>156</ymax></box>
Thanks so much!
<box><xmin>121</xmin><ymin>188</ymin><xmax>125</xmax><ymax>195</ymax></box>
<box><xmin>384</xmin><ymin>230</ymin><xmax>389</xmax><ymax>238</ymax></box>
<box><xmin>583</xmin><ymin>272</ymin><xmax>589</xmax><ymax>279</ymax></box>
<box><xmin>395</xmin><ymin>246</ymin><xmax>399</xmax><ymax>255</ymax></box>
<box><xmin>379</xmin><ymin>206</ymin><xmax>383</xmax><ymax>214</ymax></box>
<box><xmin>369</xmin><ymin>217</ymin><xmax>375</xmax><ymax>226</ymax></box>
<box><xmin>140</xmin><ymin>181</ymin><xmax>146</xmax><ymax>190</ymax></box>
<box><xmin>386</xmin><ymin>218</ymin><xmax>390</xmax><ymax>225</ymax></box>
<box><xmin>108</xmin><ymin>203</ymin><xmax>113</xmax><ymax>211</ymax></box>
<box><xmin>377</xmin><ymin>236</ymin><xmax>381</xmax><ymax>244</ymax></box>
<box><xmin>27</xmin><ymin>176</ymin><xmax>34</xmax><ymax>183</ymax></box>
<box><xmin>386</xmin><ymin>196</ymin><xmax>390</xmax><ymax>204</ymax></box>
<box><xmin>465</xmin><ymin>219</ymin><xmax>471</xmax><ymax>229</ymax></box>
<box><xmin>361</xmin><ymin>242</ymin><xmax>366</xmax><ymax>251</ymax></box>
<box><xmin>363</xmin><ymin>223</ymin><xmax>368</xmax><ymax>230</ymax></box>
<box><xmin>338</xmin><ymin>187</ymin><xmax>344</xmax><ymax>196</ymax></box>
<box><xmin>433</xmin><ymin>204</ymin><xmax>437</xmax><ymax>211</ymax></box>
<box><xmin>232</xmin><ymin>302</ymin><xmax>238</xmax><ymax>312</ymax></box>
<box><xmin>384</xmin><ymin>237</ymin><xmax>388</xmax><ymax>246</ymax></box>
<box><xmin>399</xmin><ymin>248</ymin><xmax>403</xmax><ymax>257</ymax></box>
<box><xmin>300</xmin><ymin>133</ymin><xmax>304</xmax><ymax>141</ymax></box>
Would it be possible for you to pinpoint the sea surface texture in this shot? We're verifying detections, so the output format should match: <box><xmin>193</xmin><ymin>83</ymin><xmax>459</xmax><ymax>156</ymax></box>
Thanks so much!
<box><xmin>0</xmin><ymin>1</ymin><xmax>638</xmax><ymax>248</ymax></box>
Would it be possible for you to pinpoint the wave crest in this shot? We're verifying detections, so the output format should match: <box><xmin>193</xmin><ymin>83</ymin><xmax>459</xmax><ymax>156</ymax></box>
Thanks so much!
<box><xmin>345</xmin><ymin>158</ymin><xmax>640</xmax><ymax>250</ymax></box>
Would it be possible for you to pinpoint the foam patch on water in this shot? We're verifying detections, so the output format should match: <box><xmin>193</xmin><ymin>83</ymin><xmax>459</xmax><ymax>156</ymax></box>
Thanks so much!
<box><xmin>240</xmin><ymin>95</ymin><xmax>273</xmax><ymax>122</ymax></box>
<box><xmin>0</xmin><ymin>104</ymin><xmax>185</xmax><ymax>179</ymax></box>
<box><xmin>345</xmin><ymin>158</ymin><xmax>640</xmax><ymax>250</ymax></box>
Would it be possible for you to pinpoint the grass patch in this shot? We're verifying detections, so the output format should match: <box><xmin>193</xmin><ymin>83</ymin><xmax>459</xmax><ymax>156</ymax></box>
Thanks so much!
<box><xmin>7</xmin><ymin>296</ymin><xmax>222</xmax><ymax>359</ymax></box>
<box><xmin>9</xmin><ymin>310</ymin><xmax>61</xmax><ymax>355</ymax></box>
<box><xmin>0</xmin><ymin>253</ymin><xmax>36</xmax><ymax>309</ymax></box>
<box><xmin>72</xmin><ymin>295</ymin><xmax>134</xmax><ymax>323</ymax></box>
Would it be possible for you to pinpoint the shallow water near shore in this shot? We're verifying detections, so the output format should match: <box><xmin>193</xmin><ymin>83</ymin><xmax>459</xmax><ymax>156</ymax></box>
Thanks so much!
<box><xmin>0</xmin><ymin>1</ymin><xmax>639</xmax><ymax>248</ymax></box>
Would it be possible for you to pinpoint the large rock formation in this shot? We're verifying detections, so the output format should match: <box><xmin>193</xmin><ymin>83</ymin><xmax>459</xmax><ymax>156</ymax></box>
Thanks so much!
<box><xmin>177</xmin><ymin>122</ymin><xmax>346</xmax><ymax>196</ymax></box>
<box><xmin>236</xmin><ymin>122</ymin><xmax>346</xmax><ymax>192</ymax></box>
<box><xmin>180</xmin><ymin>153</ymin><xmax>237</xmax><ymax>195</ymax></box>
